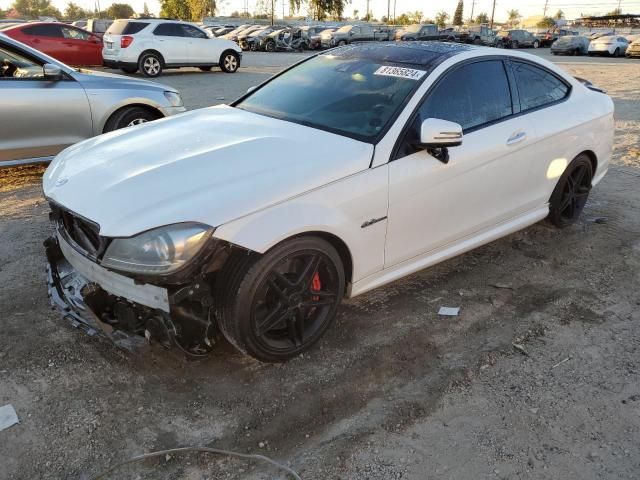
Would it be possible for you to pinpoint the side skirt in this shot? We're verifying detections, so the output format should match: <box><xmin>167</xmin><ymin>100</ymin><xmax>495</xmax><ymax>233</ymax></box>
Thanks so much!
<box><xmin>1</xmin><ymin>155</ymin><xmax>54</xmax><ymax>168</ymax></box>
<box><xmin>348</xmin><ymin>206</ymin><xmax>549</xmax><ymax>298</ymax></box>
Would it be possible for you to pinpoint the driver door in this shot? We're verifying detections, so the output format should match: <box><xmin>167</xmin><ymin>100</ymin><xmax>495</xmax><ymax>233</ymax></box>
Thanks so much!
<box><xmin>180</xmin><ymin>24</ymin><xmax>220</xmax><ymax>64</ymax></box>
<box><xmin>0</xmin><ymin>43</ymin><xmax>91</xmax><ymax>164</ymax></box>
<box><xmin>384</xmin><ymin>59</ymin><xmax>537</xmax><ymax>267</ymax></box>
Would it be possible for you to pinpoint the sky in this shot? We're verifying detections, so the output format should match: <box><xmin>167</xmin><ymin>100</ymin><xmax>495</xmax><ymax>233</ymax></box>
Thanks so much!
<box><xmin>1</xmin><ymin>0</ymin><xmax>639</xmax><ymax>23</ymax></box>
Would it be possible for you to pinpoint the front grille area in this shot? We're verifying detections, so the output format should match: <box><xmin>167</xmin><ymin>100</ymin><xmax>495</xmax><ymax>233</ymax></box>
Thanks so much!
<box><xmin>50</xmin><ymin>204</ymin><xmax>108</xmax><ymax>258</ymax></box>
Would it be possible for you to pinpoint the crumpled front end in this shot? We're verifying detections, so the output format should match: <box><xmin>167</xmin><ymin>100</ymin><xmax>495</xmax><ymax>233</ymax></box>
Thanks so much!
<box><xmin>45</xmin><ymin>205</ymin><xmax>222</xmax><ymax>357</ymax></box>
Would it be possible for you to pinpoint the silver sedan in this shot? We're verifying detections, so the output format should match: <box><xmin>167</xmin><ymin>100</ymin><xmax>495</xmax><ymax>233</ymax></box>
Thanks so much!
<box><xmin>0</xmin><ymin>34</ymin><xmax>186</xmax><ymax>167</ymax></box>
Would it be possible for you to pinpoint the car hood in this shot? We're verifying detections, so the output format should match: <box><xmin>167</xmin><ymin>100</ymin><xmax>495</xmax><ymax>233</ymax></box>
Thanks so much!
<box><xmin>71</xmin><ymin>68</ymin><xmax>176</xmax><ymax>91</ymax></box>
<box><xmin>43</xmin><ymin>105</ymin><xmax>373</xmax><ymax>237</ymax></box>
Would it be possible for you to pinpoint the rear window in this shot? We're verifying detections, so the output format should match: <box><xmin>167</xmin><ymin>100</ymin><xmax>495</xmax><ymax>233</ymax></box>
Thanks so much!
<box><xmin>106</xmin><ymin>20</ymin><xmax>148</xmax><ymax>35</ymax></box>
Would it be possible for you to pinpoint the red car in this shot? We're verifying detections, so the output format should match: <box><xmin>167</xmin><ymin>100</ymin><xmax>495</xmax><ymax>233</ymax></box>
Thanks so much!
<box><xmin>3</xmin><ymin>22</ymin><xmax>102</xmax><ymax>66</ymax></box>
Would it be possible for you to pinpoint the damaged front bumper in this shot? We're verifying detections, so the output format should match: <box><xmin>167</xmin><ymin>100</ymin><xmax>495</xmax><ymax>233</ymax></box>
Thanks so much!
<box><xmin>45</xmin><ymin>230</ymin><xmax>217</xmax><ymax>356</ymax></box>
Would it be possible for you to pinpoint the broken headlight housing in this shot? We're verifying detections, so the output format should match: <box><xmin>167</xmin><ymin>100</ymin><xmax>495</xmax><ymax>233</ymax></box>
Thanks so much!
<box><xmin>101</xmin><ymin>223</ymin><xmax>213</xmax><ymax>275</ymax></box>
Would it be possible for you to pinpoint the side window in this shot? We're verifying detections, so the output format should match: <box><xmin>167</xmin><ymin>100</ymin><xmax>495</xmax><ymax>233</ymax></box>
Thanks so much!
<box><xmin>421</xmin><ymin>60</ymin><xmax>512</xmax><ymax>130</ymax></box>
<box><xmin>62</xmin><ymin>27</ymin><xmax>89</xmax><ymax>41</ymax></box>
<box><xmin>181</xmin><ymin>25</ymin><xmax>207</xmax><ymax>38</ymax></box>
<box><xmin>352</xmin><ymin>27</ymin><xmax>360</xmax><ymax>35</ymax></box>
<box><xmin>22</xmin><ymin>24</ymin><xmax>63</xmax><ymax>37</ymax></box>
<box><xmin>396</xmin><ymin>60</ymin><xmax>513</xmax><ymax>159</ymax></box>
<box><xmin>153</xmin><ymin>23</ymin><xmax>181</xmax><ymax>37</ymax></box>
<box><xmin>0</xmin><ymin>46</ymin><xmax>44</xmax><ymax>79</ymax></box>
<box><xmin>511</xmin><ymin>61</ymin><xmax>569</xmax><ymax>111</ymax></box>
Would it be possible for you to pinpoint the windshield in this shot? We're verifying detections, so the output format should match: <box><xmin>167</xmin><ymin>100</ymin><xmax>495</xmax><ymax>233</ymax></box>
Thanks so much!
<box><xmin>336</xmin><ymin>25</ymin><xmax>352</xmax><ymax>33</ymax></box>
<box><xmin>405</xmin><ymin>24</ymin><xmax>422</xmax><ymax>33</ymax></box>
<box><xmin>236</xmin><ymin>53</ymin><xmax>426</xmax><ymax>142</ymax></box>
<box><xmin>556</xmin><ymin>36</ymin><xmax>575</xmax><ymax>44</ymax></box>
<box><xmin>319</xmin><ymin>29</ymin><xmax>334</xmax><ymax>35</ymax></box>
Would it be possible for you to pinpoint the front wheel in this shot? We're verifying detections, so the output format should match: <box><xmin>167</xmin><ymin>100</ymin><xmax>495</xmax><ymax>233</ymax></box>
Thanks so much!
<box><xmin>613</xmin><ymin>47</ymin><xmax>620</xmax><ymax>57</ymax></box>
<box><xmin>264</xmin><ymin>40</ymin><xmax>275</xmax><ymax>52</ymax></box>
<box><xmin>104</xmin><ymin>106</ymin><xmax>158</xmax><ymax>132</ymax></box>
<box><xmin>337</xmin><ymin>40</ymin><xmax>346</xmax><ymax>46</ymax></box>
<box><xmin>220</xmin><ymin>51</ymin><xmax>240</xmax><ymax>73</ymax></box>
<box><xmin>215</xmin><ymin>237</ymin><xmax>345</xmax><ymax>362</ymax></box>
<box><xmin>512</xmin><ymin>40</ymin><xmax>519</xmax><ymax>49</ymax></box>
<box><xmin>138</xmin><ymin>52</ymin><xmax>163</xmax><ymax>77</ymax></box>
<box><xmin>548</xmin><ymin>154</ymin><xmax>593</xmax><ymax>228</ymax></box>
<box><xmin>533</xmin><ymin>40</ymin><xmax>540</xmax><ymax>48</ymax></box>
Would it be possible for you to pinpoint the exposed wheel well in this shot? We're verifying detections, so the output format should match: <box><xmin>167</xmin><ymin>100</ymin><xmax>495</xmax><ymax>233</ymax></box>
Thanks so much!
<box><xmin>220</xmin><ymin>49</ymin><xmax>239</xmax><ymax>61</ymax></box>
<box><xmin>138</xmin><ymin>49</ymin><xmax>165</xmax><ymax>66</ymax></box>
<box><xmin>103</xmin><ymin>104</ymin><xmax>164</xmax><ymax>133</ymax></box>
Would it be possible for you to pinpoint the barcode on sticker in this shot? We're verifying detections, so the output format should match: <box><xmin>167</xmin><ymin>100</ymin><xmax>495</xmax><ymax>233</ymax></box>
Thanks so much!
<box><xmin>374</xmin><ymin>66</ymin><xmax>426</xmax><ymax>80</ymax></box>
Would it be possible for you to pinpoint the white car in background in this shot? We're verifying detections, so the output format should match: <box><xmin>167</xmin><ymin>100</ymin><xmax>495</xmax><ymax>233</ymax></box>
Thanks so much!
<box><xmin>102</xmin><ymin>18</ymin><xmax>242</xmax><ymax>77</ymax></box>
<box><xmin>588</xmin><ymin>35</ymin><xmax>629</xmax><ymax>57</ymax></box>
<box><xmin>44</xmin><ymin>44</ymin><xmax>613</xmax><ymax>362</ymax></box>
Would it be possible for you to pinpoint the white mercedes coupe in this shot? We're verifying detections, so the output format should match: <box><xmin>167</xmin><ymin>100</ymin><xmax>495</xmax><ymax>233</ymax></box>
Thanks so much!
<box><xmin>43</xmin><ymin>42</ymin><xmax>613</xmax><ymax>362</ymax></box>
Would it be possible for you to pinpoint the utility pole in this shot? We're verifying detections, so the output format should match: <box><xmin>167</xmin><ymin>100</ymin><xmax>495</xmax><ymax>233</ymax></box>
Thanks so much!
<box><xmin>366</xmin><ymin>0</ymin><xmax>370</xmax><ymax>20</ymax></box>
<box><xmin>393</xmin><ymin>0</ymin><xmax>396</xmax><ymax>24</ymax></box>
<box><xmin>470</xmin><ymin>0</ymin><xmax>475</xmax><ymax>22</ymax></box>
<box><xmin>271</xmin><ymin>0</ymin><xmax>274</xmax><ymax>25</ymax></box>
<box><xmin>543</xmin><ymin>0</ymin><xmax>549</xmax><ymax>17</ymax></box>
<box><xmin>387</xmin><ymin>0</ymin><xmax>390</xmax><ymax>23</ymax></box>
<box><xmin>490</xmin><ymin>0</ymin><xmax>496</xmax><ymax>28</ymax></box>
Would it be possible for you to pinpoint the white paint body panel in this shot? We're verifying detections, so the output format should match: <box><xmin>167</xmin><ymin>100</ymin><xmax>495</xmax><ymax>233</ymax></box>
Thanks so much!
<box><xmin>45</xmin><ymin>47</ymin><xmax>614</xmax><ymax>299</ymax></box>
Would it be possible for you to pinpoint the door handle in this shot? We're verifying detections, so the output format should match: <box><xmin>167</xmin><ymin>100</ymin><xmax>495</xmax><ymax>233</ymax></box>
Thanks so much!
<box><xmin>507</xmin><ymin>130</ymin><xmax>527</xmax><ymax>145</ymax></box>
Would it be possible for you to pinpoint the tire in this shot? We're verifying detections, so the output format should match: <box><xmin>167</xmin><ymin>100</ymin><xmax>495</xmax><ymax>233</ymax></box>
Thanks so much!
<box><xmin>104</xmin><ymin>106</ymin><xmax>158</xmax><ymax>132</ymax></box>
<box><xmin>337</xmin><ymin>40</ymin><xmax>346</xmax><ymax>46</ymax></box>
<box><xmin>588</xmin><ymin>52</ymin><xmax>594</xmax><ymax>56</ymax></box>
<box><xmin>548</xmin><ymin>154</ymin><xmax>593</xmax><ymax>228</ymax></box>
<box><xmin>573</xmin><ymin>48</ymin><xmax>580</xmax><ymax>56</ymax></box>
<box><xmin>533</xmin><ymin>40</ymin><xmax>540</xmax><ymax>48</ymax></box>
<box><xmin>613</xmin><ymin>47</ymin><xmax>620</xmax><ymax>57</ymax></box>
<box><xmin>199</xmin><ymin>66</ymin><xmax>213</xmax><ymax>71</ymax></box>
<box><xmin>138</xmin><ymin>52</ymin><xmax>163</xmax><ymax>78</ymax></box>
<box><xmin>264</xmin><ymin>40</ymin><xmax>275</xmax><ymax>52</ymax></box>
<box><xmin>512</xmin><ymin>40</ymin><xmax>519</xmax><ymax>49</ymax></box>
<box><xmin>496</xmin><ymin>40</ymin><xmax>505</xmax><ymax>49</ymax></box>
<box><xmin>220</xmin><ymin>51</ymin><xmax>239</xmax><ymax>73</ymax></box>
<box><xmin>473</xmin><ymin>37</ymin><xmax>482</xmax><ymax>45</ymax></box>
<box><xmin>120</xmin><ymin>66</ymin><xmax>137</xmax><ymax>74</ymax></box>
<box><xmin>215</xmin><ymin>236</ymin><xmax>345</xmax><ymax>362</ymax></box>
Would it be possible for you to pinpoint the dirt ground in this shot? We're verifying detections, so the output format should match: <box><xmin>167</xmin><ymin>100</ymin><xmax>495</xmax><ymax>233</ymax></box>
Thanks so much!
<box><xmin>1</xmin><ymin>62</ymin><xmax>639</xmax><ymax>480</ymax></box>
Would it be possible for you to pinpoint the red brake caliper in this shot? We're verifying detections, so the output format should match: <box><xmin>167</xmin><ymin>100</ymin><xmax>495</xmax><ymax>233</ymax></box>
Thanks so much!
<box><xmin>311</xmin><ymin>271</ymin><xmax>321</xmax><ymax>301</ymax></box>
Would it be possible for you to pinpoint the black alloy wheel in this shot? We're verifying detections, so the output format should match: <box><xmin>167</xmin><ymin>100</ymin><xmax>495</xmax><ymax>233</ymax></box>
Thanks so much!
<box><xmin>215</xmin><ymin>237</ymin><xmax>345</xmax><ymax>362</ymax></box>
<box><xmin>548</xmin><ymin>154</ymin><xmax>593</xmax><ymax>228</ymax></box>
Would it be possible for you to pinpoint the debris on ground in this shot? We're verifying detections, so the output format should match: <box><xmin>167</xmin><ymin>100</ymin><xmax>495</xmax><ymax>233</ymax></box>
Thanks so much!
<box><xmin>438</xmin><ymin>306</ymin><xmax>460</xmax><ymax>316</ymax></box>
<box><xmin>489</xmin><ymin>283</ymin><xmax>514</xmax><ymax>290</ymax></box>
<box><xmin>0</xmin><ymin>404</ymin><xmax>19</xmax><ymax>432</ymax></box>
<box><xmin>512</xmin><ymin>343</ymin><xmax>528</xmax><ymax>356</ymax></box>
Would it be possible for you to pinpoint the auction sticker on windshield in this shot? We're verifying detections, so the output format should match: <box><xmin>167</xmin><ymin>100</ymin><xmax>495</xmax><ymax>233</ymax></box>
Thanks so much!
<box><xmin>374</xmin><ymin>66</ymin><xmax>426</xmax><ymax>80</ymax></box>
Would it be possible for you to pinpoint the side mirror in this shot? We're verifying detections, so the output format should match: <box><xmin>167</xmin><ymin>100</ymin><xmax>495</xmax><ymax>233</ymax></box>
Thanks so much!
<box><xmin>43</xmin><ymin>63</ymin><xmax>62</xmax><ymax>80</ymax></box>
<box><xmin>419</xmin><ymin>118</ymin><xmax>463</xmax><ymax>147</ymax></box>
<box><xmin>417</xmin><ymin>118</ymin><xmax>463</xmax><ymax>164</ymax></box>
<box><xmin>246</xmin><ymin>85</ymin><xmax>257</xmax><ymax>94</ymax></box>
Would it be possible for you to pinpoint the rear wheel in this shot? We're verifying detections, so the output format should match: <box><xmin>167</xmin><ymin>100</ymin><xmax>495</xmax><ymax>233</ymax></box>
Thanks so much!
<box><xmin>548</xmin><ymin>154</ymin><xmax>593</xmax><ymax>228</ymax></box>
<box><xmin>512</xmin><ymin>40</ymin><xmax>519</xmax><ymax>49</ymax></box>
<box><xmin>220</xmin><ymin>51</ymin><xmax>239</xmax><ymax>73</ymax></box>
<box><xmin>104</xmin><ymin>106</ymin><xmax>159</xmax><ymax>132</ymax></box>
<box><xmin>473</xmin><ymin>37</ymin><xmax>482</xmax><ymax>45</ymax></box>
<box><xmin>215</xmin><ymin>237</ymin><xmax>345</xmax><ymax>362</ymax></box>
<box><xmin>138</xmin><ymin>52</ymin><xmax>163</xmax><ymax>77</ymax></box>
<box><xmin>533</xmin><ymin>40</ymin><xmax>540</xmax><ymax>48</ymax></box>
<box><xmin>264</xmin><ymin>40</ymin><xmax>275</xmax><ymax>52</ymax></box>
<box><xmin>337</xmin><ymin>40</ymin><xmax>346</xmax><ymax>46</ymax></box>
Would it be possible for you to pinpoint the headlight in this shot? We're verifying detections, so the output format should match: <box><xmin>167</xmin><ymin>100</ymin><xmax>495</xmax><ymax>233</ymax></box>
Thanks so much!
<box><xmin>101</xmin><ymin>223</ymin><xmax>212</xmax><ymax>275</ymax></box>
<box><xmin>164</xmin><ymin>91</ymin><xmax>183</xmax><ymax>107</ymax></box>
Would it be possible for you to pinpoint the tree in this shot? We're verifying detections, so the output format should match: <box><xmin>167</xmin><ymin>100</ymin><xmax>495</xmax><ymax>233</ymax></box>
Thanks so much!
<box><xmin>308</xmin><ymin>0</ymin><xmax>347</xmax><ymax>21</ymax></box>
<box><xmin>12</xmin><ymin>0</ymin><xmax>62</xmax><ymax>18</ymax></box>
<box><xmin>452</xmin><ymin>0</ymin><xmax>463</xmax><ymax>26</ymax></box>
<box><xmin>64</xmin><ymin>1</ymin><xmax>88</xmax><ymax>19</ymax></box>
<box><xmin>352</xmin><ymin>8</ymin><xmax>358</xmax><ymax>19</ymax></box>
<box><xmin>160</xmin><ymin>0</ymin><xmax>191</xmax><ymax>19</ymax></box>
<box><xmin>187</xmin><ymin>0</ymin><xmax>215</xmax><ymax>21</ymax></box>
<box><xmin>408</xmin><ymin>10</ymin><xmax>422</xmax><ymax>23</ymax></box>
<box><xmin>606</xmin><ymin>7</ymin><xmax>621</xmax><ymax>15</ymax></box>
<box><xmin>106</xmin><ymin>3</ymin><xmax>134</xmax><ymax>18</ymax></box>
<box><xmin>536</xmin><ymin>16</ymin><xmax>555</xmax><ymax>28</ymax></box>
<box><xmin>142</xmin><ymin>2</ymin><xmax>150</xmax><ymax>15</ymax></box>
<box><xmin>395</xmin><ymin>13</ymin><xmax>411</xmax><ymax>25</ymax></box>
<box><xmin>474</xmin><ymin>12</ymin><xmax>488</xmax><ymax>23</ymax></box>
<box><xmin>507</xmin><ymin>9</ymin><xmax>519</xmax><ymax>27</ymax></box>
<box><xmin>554</xmin><ymin>9</ymin><xmax>564</xmax><ymax>19</ymax></box>
<box><xmin>380</xmin><ymin>15</ymin><xmax>388</xmax><ymax>23</ymax></box>
<box><xmin>435</xmin><ymin>10</ymin><xmax>448</xmax><ymax>29</ymax></box>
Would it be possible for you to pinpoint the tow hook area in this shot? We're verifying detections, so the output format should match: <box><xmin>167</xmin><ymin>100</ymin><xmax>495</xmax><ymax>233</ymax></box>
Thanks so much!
<box><xmin>45</xmin><ymin>236</ymin><xmax>219</xmax><ymax>357</ymax></box>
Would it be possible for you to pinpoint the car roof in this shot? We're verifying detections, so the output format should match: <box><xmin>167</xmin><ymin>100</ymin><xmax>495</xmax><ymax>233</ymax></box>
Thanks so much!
<box><xmin>323</xmin><ymin>41</ymin><xmax>473</xmax><ymax>68</ymax></box>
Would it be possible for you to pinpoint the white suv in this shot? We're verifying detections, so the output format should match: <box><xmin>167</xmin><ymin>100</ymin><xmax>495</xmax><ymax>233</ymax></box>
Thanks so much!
<box><xmin>102</xmin><ymin>19</ymin><xmax>242</xmax><ymax>77</ymax></box>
